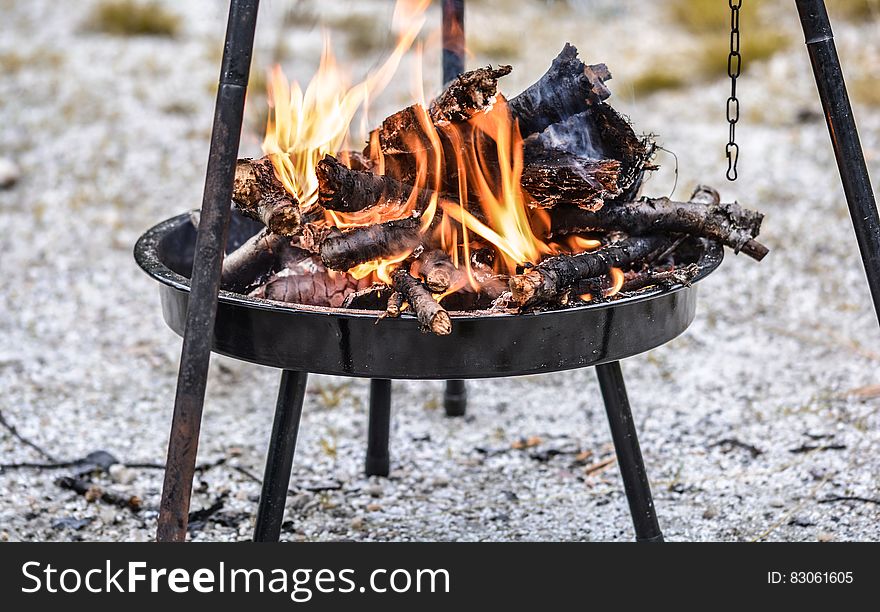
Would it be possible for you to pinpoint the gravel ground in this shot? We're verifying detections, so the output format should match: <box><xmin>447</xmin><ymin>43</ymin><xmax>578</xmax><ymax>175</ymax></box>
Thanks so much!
<box><xmin>1</xmin><ymin>0</ymin><xmax>879</xmax><ymax>542</ymax></box>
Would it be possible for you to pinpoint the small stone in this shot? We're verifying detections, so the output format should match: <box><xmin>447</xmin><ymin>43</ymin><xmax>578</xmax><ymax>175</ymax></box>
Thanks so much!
<box><xmin>108</xmin><ymin>464</ymin><xmax>135</xmax><ymax>485</ymax></box>
<box><xmin>351</xmin><ymin>516</ymin><xmax>365</xmax><ymax>530</ymax></box>
<box><xmin>366</xmin><ymin>503</ymin><xmax>382</xmax><ymax>512</ymax></box>
<box><xmin>431</xmin><ymin>473</ymin><xmax>450</xmax><ymax>487</ymax></box>
<box><xmin>0</xmin><ymin>158</ymin><xmax>20</xmax><ymax>189</ymax></box>
<box><xmin>288</xmin><ymin>493</ymin><xmax>311</xmax><ymax>510</ymax></box>
<box><xmin>702</xmin><ymin>507</ymin><xmax>718</xmax><ymax>519</ymax></box>
<box><xmin>365</xmin><ymin>483</ymin><xmax>383</xmax><ymax>498</ymax></box>
<box><xmin>817</xmin><ymin>532</ymin><xmax>834</xmax><ymax>542</ymax></box>
<box><xmin>769</xmin><ymin>498</ymin><xmax>786</xmax><ymax>508</ymax></box>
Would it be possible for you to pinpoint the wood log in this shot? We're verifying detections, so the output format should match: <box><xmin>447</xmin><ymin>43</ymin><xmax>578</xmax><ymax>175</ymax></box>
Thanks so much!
<box><xmin>342</xmin><ymin>284</ymin><xmax>394</xmax><ymax>310</ymax></box>
<box><xmin>550</xmin><ymin>185</ymin><xmax>768</xmax><ymax>260</ymax></box>
<box><xmin>319</xmin><ymin>216</ymin><xmax>422</xmax><ymax>271</ymax></box>
<box><xmin>508</xmin><ymin>235</ymin><xmax>674</xmax><ymax>306</ymax></box>
<box><xmin>373</xmin><ymin>65</ymin><xmax>512</xmax><ymax>155</ymax></box>
<box><xmin>508</xmin><ymin>43</ymin><xmax>611</xmax><ymax>138</ymax></box>
<box><xmin>390</xmin><ymin>268</ymin><xmax>452</xmax><ymax>335</ymax></box>
<box><xmin>232</xmin><ymin>157</ymin><xmax>301</xmax><ymax>236</ymax></box>
<box><xmin>316</xmin><ymin>155</ymin><xmax>436</xmax><ymax>213</ymax></box>
<box><xmin>250</xmin><ymin>250</ymin><xmax>367</xmax><ymax>308</ymax></box>
<box><xmin>385</xmin><ymin>291</ymin><xmax>405</xmax><ymax>317</ymax></box>
<box><xmin>416</xmin><ymin>250</ymin><xmax>460</xmax><ymax>292</ymax></box>
<box><xmin>520</xmin><ymin>154</ymin><xmax>621</xmax><ymax>211</ymax></box>
<box><xmin>220</xmin><ymin>228</ymin><xmax>288</xmax><ymax>293</ymax></box>
<box><xmin>570</xmin><ymin>263</ymin><xmax>700</xmax><ymax>297</ymax></box>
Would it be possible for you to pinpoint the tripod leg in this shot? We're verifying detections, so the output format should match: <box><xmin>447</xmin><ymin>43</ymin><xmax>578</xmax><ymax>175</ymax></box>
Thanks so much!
<box><xmin>444</xmin><ymin>380</ymin><xmax>467</xmax><ymax>417</ymax></box>
<box><xmin>595</xmin><ymin>361</ymin><xmax>664</xmax><ymax>542</ymax></box>
<box><xmin>157</xmin><ymin>0</ymin><xmax>260</xmax><ymax>542</ymax></box>
<box><xmin>797</xmin><ymin>0</ymin><xmax>880</xmax><ymax>322</ymax></box>
<box><xmin>365</xmin><ymin>379</ymin><xmax>392</xmax><ymax>477</ymax></box>
<box><xmin>254</xmin><ymin>370</ymin><xmax>308</xmax><ymax>542</ymax></box>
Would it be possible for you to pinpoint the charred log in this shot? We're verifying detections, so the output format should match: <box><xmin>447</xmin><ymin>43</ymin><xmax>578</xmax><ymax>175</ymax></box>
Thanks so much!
<box><xmin>319</xmin><ymin>216</ymin><xmax>422</xmax><ymax>271</ymax></box>
<box><xmin>221</xmin><ymin>229</ymin><xmax>288</xmax><ymax>293</ymax></box>
<box><xmin>509</xmin><ymin>235</ymin><xmax>674</xmax><ymax>306</ymax></box>
<box><xmin>390</xmin><ymin>268</ymin><xmax>452</xmax><ymax>335</ymax></box>
<box><xmin>417</xmin><ymin>250</ymin><xmax>461</xmax><ymax>293</ymax></box>
<box><xmin>385</xmin><ymin>291</ymin><xmax>405</xmax><ymax>318</ymax></box>
<box><xmin>570</xmin><ymin>263</ymin><xmax>701</xmax><ymax>298</ymax></box>
<box><xmin>520</xmin><ymin>154</ymin><xmax>621</xmax><ymax>210</ymax></box>
<box><xmin>550</xmin><ymin>185</ymin><xmax>768</xmax><ymax>260</ymax></box>
<box><xmin>232</xmin><ymin>157</ymin><xmax>301</xmax><ymax>236</ymax></box>
<box><xmin>316</xmin><ymin>155</ymin><xmax>437</xmax><ymax>213</ymax></box>
<box><xmin>508</xmin><ymin>44</ymin><xmax>611</xmax><ymax>138</ymax></box>
<box><xmin>250</xmin><ymin>250</ymin><xmax>367</xmax><ymax>308</ymax></box>
<box><xmin>342</xmin><ymin>284</ymin><xmax>393</xmax><ymax>310</ymax></box>
<box><xmin>373</xmin><ymin>65</ymin><xmax>512</xmax><ymax>155</ymax></box>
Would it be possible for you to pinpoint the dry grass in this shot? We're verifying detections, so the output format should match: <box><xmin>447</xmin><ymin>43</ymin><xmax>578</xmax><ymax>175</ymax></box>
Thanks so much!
<box><xmin>324</xmin><ymin>13</ymin><xmax>389</xmax><ymax>56</ymax></box>
<box><xmin>629</xmin><ymin>68</ymin><xmax>688</xmax><ymax>96</ymax></box>
<box><xmin>87</xmin><ymin>0</ymin><xmax>180</xmax><ymax>37</ymax></box>
<box><xmin>470</xmin><ymin>36</ymin><xmax>523</xmax><ymax>62</ymax></box>
<box><xmin>850</xmin><ymin>75</ymin><xmax>880</xmax><ymax>107</ymax></box>
<box><xmin>828</xmin><ymin>0</ymin><xmax>880</xmax><ymax>20</ymax></box>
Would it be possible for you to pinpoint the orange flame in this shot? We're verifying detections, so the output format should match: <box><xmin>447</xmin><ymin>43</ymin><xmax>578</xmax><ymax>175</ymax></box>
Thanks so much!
<box><xmin>262</xmin><ymin>0</ymin><xmax>429</xmax><ymax>207</ymax></box>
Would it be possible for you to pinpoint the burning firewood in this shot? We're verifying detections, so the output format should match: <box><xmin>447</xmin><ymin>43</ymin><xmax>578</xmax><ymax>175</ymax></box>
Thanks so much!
<box><xmin>319</xmin><ymin>216</ymin><xmax>422</xmax><ymax>271</ymax></box>
<box><xmin>509</xmin><ymin>235</ymin><xmax>674</xmax><ymax>307</ymax></box>
<box><xmin>384</xmin><ymin>291</ymin><xmax>405</xmax><ymax>318</ymax></box>
<box><xmin>508</xmin><ymin>43</ymin><xmax>612</xmax><ymax>138</ymax></box>
<box><xmin>374</xmin><ymin>65</ymin><xmax>512</xmax><ymax>154</ymax></box>
<box><xmin>569</xmin><ymin>263</ymin><xmax>701</xmax><ymax>299</ymax></box>
<box><xmin>520</xmin><ymin>154</ymin><xmax>621</xmax><ymax>211</ymax></box>
<box><xmin>550</xmin><ymin>186</ymin><xmax>768</xmax><ymax>261</ymax></box>
<box><xmin>342</xmin><ymin>284</ymin><xmax>394</xmax><ymax>310</ymax></box>
<box><xmin>417</xmin><ymin>250</ymin><xmax>461</xmax><ymax>293</ymax></box>
<box><xmin>220</xmin><ymin>228</ymin><xmax>288</xmax><ymax>293</ymax></box>
<box><xmin>316</xmin><ymin>155</ymin><xmax>437</xmax><ymax>213</ymax></box>
<box><xmin>389</xmin><ymin>268</ymin><xmax>451</xmax><ymax>335</ymax></box>
<box><xmin>250</xmin><ymin>248</ymin><xmax>368</xmax><ymax>308</ymax></box>
<box><xmin>232</xmin><ymin>157</ymin><xmax>301</xmax><ymax>236</ymax></box>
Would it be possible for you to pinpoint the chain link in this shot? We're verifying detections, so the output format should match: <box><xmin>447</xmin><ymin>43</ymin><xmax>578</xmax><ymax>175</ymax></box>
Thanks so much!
<box><xmin>726</xmin><ymin>0</ymin><xmax>742</xmax><ymax>181</ymax></box>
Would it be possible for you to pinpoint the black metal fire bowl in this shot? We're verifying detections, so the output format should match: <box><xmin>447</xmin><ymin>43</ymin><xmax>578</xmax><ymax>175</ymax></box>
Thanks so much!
<box><xmin>135</xmin><ymin>212</ymin><xmax>723</xmax><ymax>380</ymax></box>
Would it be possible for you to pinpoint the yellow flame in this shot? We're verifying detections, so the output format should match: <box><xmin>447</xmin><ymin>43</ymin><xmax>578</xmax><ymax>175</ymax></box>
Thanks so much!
<box><xmin>262</xmin><ymin>0</ymin><xmax>429</xmax><ymax>207</ymax></box>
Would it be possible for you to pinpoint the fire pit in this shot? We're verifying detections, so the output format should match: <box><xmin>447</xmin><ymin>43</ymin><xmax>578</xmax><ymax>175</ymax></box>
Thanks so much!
<box><xmin>136</xmin><ymin>212</ymin><xmax>723</xmax><ymax>379</ymax></box>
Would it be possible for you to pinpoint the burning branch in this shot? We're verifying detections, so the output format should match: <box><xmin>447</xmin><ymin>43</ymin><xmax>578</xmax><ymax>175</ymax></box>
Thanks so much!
<box><xmin>521</xmin><ymin>154</ymin><xmax>621</xmax><ymax>211</ymax></box>
<box><xmin>319</xmin><ymin>216</ymin><xmax>422</xmax><ymax>271</ymax></box>
<box><xmin>390</xmin><ymin>268</ymin><xmax>452</xmax><ymax>335</ymax></box>
<box><xmin>316</xmin><ymin>155</ymin><xmax>437</xmax><ymax>213</ymax></box>
<box><xmin>551</xmin><ymin>186</ymin><xmax>768</xmax><ymax>261</ymax></box>
<box><xmin>232</xmin><ymin>157</ymin><xmax>301</xmax><ymax>236</ymax></box>
<box><xmin>509</xmin><ymin>235</ymin><xmax>674</xmax><ymax>306</ymax></box>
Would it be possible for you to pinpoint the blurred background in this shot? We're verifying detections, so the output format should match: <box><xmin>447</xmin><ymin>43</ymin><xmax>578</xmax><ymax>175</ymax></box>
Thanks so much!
<box><xmin>1</xmin><ymin>0</ymin><xmax>879</xmax><ymax>542</ymax></box>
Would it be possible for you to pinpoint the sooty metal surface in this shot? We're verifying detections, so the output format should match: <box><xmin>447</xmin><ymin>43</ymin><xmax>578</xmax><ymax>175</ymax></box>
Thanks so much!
<box><xmin>135</xmin><ymin>213</ymin><xmax>723</xmax><ymax>379</ymax></box>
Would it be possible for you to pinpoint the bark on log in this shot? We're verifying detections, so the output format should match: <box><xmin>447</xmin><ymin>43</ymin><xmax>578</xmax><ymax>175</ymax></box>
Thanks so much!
<box><xmin>342</xmin><ymin>284</ymin><xmax>393</xmax><ymax>310</ymax></box>
<box><xmin>416</xmin><ymin>250</ymin><xmax>461</xmax><ymax>293</ymax></box>
<box><xmin>509</xmin><ymin>235</ymin><xmax>674</xmax><ymax>306</ymax></box>
<box><xmin>373</xmin><ymin>65</ymin><xmax>512</xmax><ymax>155</ymax></box>
<box><xmin>550</xmin><ymin>185</ymin><xmax>768</xmax><ymax>260</ymax></box>
<box><xmin>319</xmin><ymin>216</ymin><xmax>422</xmax><ymax>271</ymax></box>
<box><xmin>316</xmin><ymin>155</ymin><xmax>436</xmax><ymax>213</ymax></box>
<box><xmin>570</xmin><ymin>263</ymin><xmax>700</xmax><ymax>297</ymax></box>
<box><xmin>390</xmin><ymin>268</ymin><xmax>452</xmax><ymax>335</ymax></box>
<box><xmin>250</xmin><ymin>250</ymin><xmax>367</xmax><ymax>308</ymax></box>
<box><xmin>385</xmin><ymin>291</ymin><xmax>405</xmax><ymax>318</ymax></box>
<box><xmin>220</xmin><ymin>228</ymin><xmax>288</xmax><ymax>293</ymax></box>
<box><xmin>520</xmin><ymin>154</ymin><xmax>621</xmax><ymax>210</ymax></box>
<box><xmin>508</xmin><ymin>43</ymin><xmax>611</xmax><ymax>138</ymax></box>
<box><xmin>232</xmin><ymin>157</ymin><xmax>301</xmax><ymax>236</ymax></box>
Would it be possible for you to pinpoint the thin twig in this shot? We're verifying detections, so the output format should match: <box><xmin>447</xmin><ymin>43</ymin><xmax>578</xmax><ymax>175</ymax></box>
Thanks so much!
<box><xmin>0</xmin><ymin>409</ymin><xmax>57</xmax><ymax>462</ymax></box>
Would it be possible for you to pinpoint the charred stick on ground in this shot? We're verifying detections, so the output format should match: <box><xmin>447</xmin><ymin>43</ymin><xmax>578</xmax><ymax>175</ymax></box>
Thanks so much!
<box><xmin>390</xmin><ymin>268</ymin><xmax>451</xmax><ymax>335</ymax></box>
<box><xmin>232</xmin><ymin>157</ymin><xmax>301</xmax><ymax>236</ymax></box>
<box><xmin>509</xmin><ymin>235</ymin><xmax>674</xmax><ymax>306</ymax></box>
<box><xmin>550</xmin><ymin>186</ymin><xmax>768</xmax><ymax>260</ymax></box>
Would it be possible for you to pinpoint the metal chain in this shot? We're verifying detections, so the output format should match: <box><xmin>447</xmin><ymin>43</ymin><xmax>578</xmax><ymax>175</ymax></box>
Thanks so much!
<box><xmin>726</xmin><ymin>0</ymin><xmax>742</xmax><ymax>181</ymax></box>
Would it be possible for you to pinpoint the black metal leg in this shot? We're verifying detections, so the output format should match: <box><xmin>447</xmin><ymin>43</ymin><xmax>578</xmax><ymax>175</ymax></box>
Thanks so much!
<box><xmin>443</xmin><ymin>379</ymin><xmax>467</xmax><ymax>417</ymax></box>
<box><xmin>365</xmin><ymin>379</ymin><xmax>392</xmax><ymax>477</ymax></box>
<box><xmin>442</xmin><ymin>0</ymin><xmax>465</xmax><ymax>85</ymax></box>
<box><xmin>157</xmin><ymin>0</ymin><xmax>260</xmax><ymax>542</ymax></box>
<box><xmin>796</xmin><ymin>1</ymin><xmax>880</xmax><ymax>324</ymax></box>
<box><xmin>595</xmin><ymin>361</ymin><xmax>664</xmax><ymax>542</ymax></box>
<box><xmin>253</xmin><ymin>370</ymin><xmax>308</xmax><ymax>542</ymax></box>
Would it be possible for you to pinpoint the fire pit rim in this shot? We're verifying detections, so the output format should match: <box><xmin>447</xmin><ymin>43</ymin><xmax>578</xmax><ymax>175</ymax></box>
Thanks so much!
<box><xmin>134</xmin><ymin>212</ymin><xmax>725</xmax><ymax>320</ymax></box>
